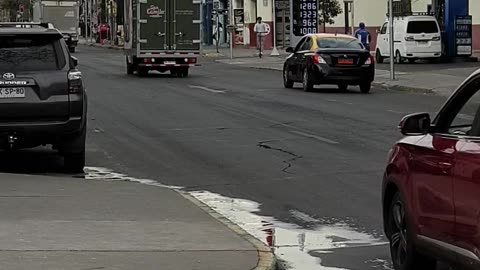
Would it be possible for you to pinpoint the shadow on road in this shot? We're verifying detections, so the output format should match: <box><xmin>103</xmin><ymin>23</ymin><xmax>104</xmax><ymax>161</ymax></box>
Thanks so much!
<box><xmin>0</xmin><ymin>148</ymin><xmax>65</xmax><ymax>175</ymax></box>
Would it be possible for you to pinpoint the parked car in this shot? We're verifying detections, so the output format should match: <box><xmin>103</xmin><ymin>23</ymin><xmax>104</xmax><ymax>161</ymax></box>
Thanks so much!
<box><xmin>0</xmin><ymin>22</ymin><xmax>87</xmax><ymax>172</ymax></box>
<box><xmin>382</xmin><ymin>69</ymin><xmax>480</xmax><ymax>270</ymax></box>
<box><xmin>376</xmin><ymin>15</ymin><xmax>442</xmax><ymax>64</ymax></box>
<box><xmin>283</xmin><ymin>33</ymin><xmax>375</xmax><ymax>93</ymax></box>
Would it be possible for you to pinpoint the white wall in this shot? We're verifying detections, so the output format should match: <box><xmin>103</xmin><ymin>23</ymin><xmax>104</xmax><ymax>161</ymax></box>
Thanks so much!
<box><xmin>471</xmin><ymin>0</ymin><xmax>480</xmax><ymax>24</ymax></box>
<box><xmin>331</xmin><ymin>0</ymin><xmax>433</xmax><ymax>28</ymax></box>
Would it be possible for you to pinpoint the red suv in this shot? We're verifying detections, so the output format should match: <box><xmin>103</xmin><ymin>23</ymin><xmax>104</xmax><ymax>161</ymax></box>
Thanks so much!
<box><xmin>383</xmin><ymin>69</ymin><xmax>480</xmax><ymax>270</ymax></box>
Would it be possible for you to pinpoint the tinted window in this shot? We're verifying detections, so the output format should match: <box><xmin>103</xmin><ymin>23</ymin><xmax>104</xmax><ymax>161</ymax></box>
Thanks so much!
<box><xmin>302</xmin><ymin>37</ymin><xmax>312</xmax><ymax>50</ymax></box>
<box><xmin>0</xmin><ymin>35</ymin><xmax>64</xmax><ymax>72</ymax></box>
<box><xmin>407</xmin><ymin>21</ymin><xmax>439</xmax><ymax>34</ymax></box>
<box><xmin>317</xmin><ymin>37</ymin><xmax>364</xmax><ymax>49</ymax></box>
<box><xmin>294</xmin><ymin>37</ymin><xmax>307</xmax><ymax>52</ymax></box>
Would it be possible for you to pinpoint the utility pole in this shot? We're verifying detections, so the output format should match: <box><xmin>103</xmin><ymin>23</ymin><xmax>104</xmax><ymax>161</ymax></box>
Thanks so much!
<box><xmin>270</xmin><ymin>0</ymin><xmax>279</xmax><ymax>56</ymax></box>
<box><xmin>389</xmin><ymin>0</ymin><xmax>395</xmax><ymax>80</ymax></box>
<box><xmin>229</xmin><ymin>0</ymin><xmax>233</xmax><ymax>59</ymax></box>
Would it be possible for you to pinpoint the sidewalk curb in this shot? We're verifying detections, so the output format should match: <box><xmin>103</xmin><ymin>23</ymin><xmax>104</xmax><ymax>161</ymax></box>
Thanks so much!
<box><xmin>372</xmin><ymin>82</ymin><xmax>435</xmax><ymax>94</ymax></box>
<box><xmin>177</xmin><ymin>190</ymin><xmax>277</xmax><ymax>270</ymax></box>
<box><xmin>80</xmin><ymin>42</ymin><xmax>124</xmax><ymax>51</ymax></box>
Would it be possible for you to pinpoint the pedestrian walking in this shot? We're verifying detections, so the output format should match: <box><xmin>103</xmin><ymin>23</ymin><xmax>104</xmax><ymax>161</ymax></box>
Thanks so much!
<box><xmin>355</xmin><ymin>22</ymin><xmax>372</xmax><ymax>51</ymax></box>
<box><xmin>254</xmin><ymin>17</ymin><xmax>267</xmax><ymax>56</ymax></box>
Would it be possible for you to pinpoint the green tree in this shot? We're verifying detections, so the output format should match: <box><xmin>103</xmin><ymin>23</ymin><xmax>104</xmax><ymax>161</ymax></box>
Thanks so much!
<box><xmin>318</xmin><ymin>0</ymin><xmax>342</xmax><ymax>32</ymax></box>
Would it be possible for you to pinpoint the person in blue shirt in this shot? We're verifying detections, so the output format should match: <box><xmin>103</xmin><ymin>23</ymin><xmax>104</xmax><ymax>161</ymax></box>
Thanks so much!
<box><xmin>355</xmin><ymin>22</ymin><xmax>371</xmax><ymax>51</ymax></box>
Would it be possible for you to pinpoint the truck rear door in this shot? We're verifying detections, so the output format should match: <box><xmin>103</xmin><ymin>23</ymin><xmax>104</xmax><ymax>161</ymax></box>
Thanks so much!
<box><xmin>139</xmin><ymin>0</ymin><xmax>168</xmax><ymax>51</ymax></box>
<box><xmin>169</xmin><ymin>0</ymin><xmax>201</xmax><ymax>52</ymax></box>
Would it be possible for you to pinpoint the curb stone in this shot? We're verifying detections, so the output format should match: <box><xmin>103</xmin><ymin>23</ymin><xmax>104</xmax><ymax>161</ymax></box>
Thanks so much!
<box><xmin>372</xmin><ymin>82</ymin><xmax>435</xmax><ymax>94</ymax></box>
<box><xmin>177</xmin><ymin>190</ymin><xmax>277</xmax><ymax>270</ymax></box>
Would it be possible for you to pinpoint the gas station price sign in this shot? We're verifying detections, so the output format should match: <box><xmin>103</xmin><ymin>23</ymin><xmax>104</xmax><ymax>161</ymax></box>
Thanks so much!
<box><xmin>293</xmin><ymin>0</ymin><xmax>318</xmax><ymax>36</ymax></box>
<box><xmin>455</xmin><ymin>15</ymin><xmax>473</xmax><ymax>56</ymax></box>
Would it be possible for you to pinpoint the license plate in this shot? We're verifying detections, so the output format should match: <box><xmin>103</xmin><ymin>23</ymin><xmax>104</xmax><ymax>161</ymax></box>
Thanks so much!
<box><xmin>164</xmin><ymin>61</ymin><xmax>176</xmax><ymax>65</ymax></box>
<box><xmin>418</xmin><ymin>41</ymin><xmax>429</xmax><ymax>44</ymax></box>
<box><xmin>338</xmin><ymin>58</ymin><xmax>354</xmax><ymax>65</ymax></box>
<box><xmin>0</xmin><ymin>88</ymin><xmax>25</xmax><ymax>98</ymax></box>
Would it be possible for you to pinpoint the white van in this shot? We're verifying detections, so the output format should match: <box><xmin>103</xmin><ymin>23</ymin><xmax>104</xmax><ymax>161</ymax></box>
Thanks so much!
<box><xmin>375</xmin><ymin>16</ymin><xmax>442</xmax><ymax>64</ymax></box>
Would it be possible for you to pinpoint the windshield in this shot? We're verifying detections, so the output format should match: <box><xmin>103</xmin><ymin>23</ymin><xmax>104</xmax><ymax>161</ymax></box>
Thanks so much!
<box><xmin>407</xmin><ymin>21</ymin><xmax>439</xmax><ymax>34</ymax></box>
<box><xmin>316</xmin><ymin>37</ymin><xmax>364</xmax><ymax>49</ymax></box>
<box><xmin>0</xmin><ymin>35</ymin><xmax>64</xmax><ymax>72</ymax></box>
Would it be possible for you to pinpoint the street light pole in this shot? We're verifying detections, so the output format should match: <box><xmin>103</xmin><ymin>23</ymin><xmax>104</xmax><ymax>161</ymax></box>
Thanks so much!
<box><xmin>389</xmin><ymin>0</ymin><xmax>395</xmax><ymax>80</ymax></box>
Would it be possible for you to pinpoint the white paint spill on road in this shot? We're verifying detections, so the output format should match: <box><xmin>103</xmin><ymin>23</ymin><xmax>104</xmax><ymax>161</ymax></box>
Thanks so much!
<box><xmin>82</xmin><ymin>167</ymin><xmax>388</xmax><ymax>270</ymax></box>
<box><xmin>290</xmin><ymin>130</ymin><xmax>339</xmax><ymax>145</ymax></box>
<box><xmin>188</xmin><ymin>85</ymin><xmax>226</xmax><ymax>93</ymax></box>
<box><xmin>190</xmin><ymin>191</ymin><xmax>387</xmax><ymax>270</ymax></box>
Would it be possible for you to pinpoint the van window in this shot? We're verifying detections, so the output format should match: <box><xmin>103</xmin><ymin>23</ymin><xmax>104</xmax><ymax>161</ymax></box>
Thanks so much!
<box><xmin>407</xmin><ymin>21</ymin><xmax>439</xmax><ymax>34</ymax></box>
<box><xmin>380</xmin><ymin>23</ymin><xmax>388</xmax><ymax>35</ymax></box>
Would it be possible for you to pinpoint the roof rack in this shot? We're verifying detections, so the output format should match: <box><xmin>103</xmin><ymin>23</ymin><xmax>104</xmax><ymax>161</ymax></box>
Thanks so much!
<box><xmin>0</xmin><ymin>22</ymin><xmax>51</xmax><ymax>29</ymax></box>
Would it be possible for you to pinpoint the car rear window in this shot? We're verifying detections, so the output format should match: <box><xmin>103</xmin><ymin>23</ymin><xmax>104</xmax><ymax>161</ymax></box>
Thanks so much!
<box><xmin>316</xmin><ymin>38</ymin><xmax>364</xmax><ymax>49</ymax></box>
<box><xmin>0</xmin><ymin>35</ymin><xmax>65</xmax><ymax>72</ymax></box>
<box><xmin>407</xmin><ymin>21</ymin><xmax>439</xmax><ymax>34</ymax></box>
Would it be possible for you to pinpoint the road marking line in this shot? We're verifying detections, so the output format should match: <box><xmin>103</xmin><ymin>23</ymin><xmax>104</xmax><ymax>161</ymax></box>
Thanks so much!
<box><xmin>387</xmin><ymin>110</ymin><xmax>404</xmax><ymax>114</ymax></box>
<box><xmin>188</xmin><ymin>85</ymin><xmax>225</xmax><ymax>93</ymax></box>
<box><xmin>290</xmin><ymin>130</ymin><xmax>339</xmax><ymax>144</ymax></box>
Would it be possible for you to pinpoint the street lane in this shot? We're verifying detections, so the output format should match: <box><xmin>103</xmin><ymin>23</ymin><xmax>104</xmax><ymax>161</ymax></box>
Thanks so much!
<box><xmin>73</xmin><ymin>46</ymin><xmax>451</xmax><ymax>269</ymax></box>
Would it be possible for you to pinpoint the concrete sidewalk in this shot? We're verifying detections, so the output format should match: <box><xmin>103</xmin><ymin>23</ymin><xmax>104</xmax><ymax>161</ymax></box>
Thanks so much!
<box><xmin>215</xmin><ymin>56</ymin><xmax>480</xmax><ymax>96</ymax></box>
<box><xmin>0</xmin><ymin>173</ymin><xmax>274</xmax><ymax>270</ymax></box>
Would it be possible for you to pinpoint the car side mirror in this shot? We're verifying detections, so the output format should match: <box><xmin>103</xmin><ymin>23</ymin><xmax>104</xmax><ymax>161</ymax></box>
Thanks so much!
<box><xmin>399</xmin><ymin>113</ymin><xmax>431</xmax><ymax>136</ymax></box>
<box><xmin>286</xmin><ymin>47</ymin><xmax>294</xmax><ymax>53</ymax></box>
<box><xmin>71</xmin><ymin>56</ymin><xmax>78</xmax><ymax>67</ymax></box>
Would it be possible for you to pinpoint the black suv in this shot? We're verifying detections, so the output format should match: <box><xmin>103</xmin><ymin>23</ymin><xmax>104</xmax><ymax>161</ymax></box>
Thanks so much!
<box><xmin>0</xmin><ymin>23</ymin><xmax>87</xmax><ymax>172</ymax></box>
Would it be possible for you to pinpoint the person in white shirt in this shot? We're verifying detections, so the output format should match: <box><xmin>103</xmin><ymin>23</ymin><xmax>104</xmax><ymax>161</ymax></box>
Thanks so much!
<box><xmin>254</xmin><ymin>17</ymin><xmax>267</xmax><ymax>54</ymax></box>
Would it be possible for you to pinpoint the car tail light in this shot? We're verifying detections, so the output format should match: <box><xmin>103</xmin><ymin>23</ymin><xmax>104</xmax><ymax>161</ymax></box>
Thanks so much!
<box><xmin>184</xmin><ymin>58</ymin><xmax>197</xmax><ymax>64</ymax></box>
<box><xmin>143</xmin><ymin>58</ymin><xmax>155</xmax><ymax>63</ymax></box>
<box><xmin>312</xmin><ymin>55</ymin><xmax>327</xmax><ymax>64</ymax></box>
<box><xmin>432</xmin><ymin>36</ymin><xmax>441</xmax><ymax>41</ymax></box>
<box><xmin>363</xmin><ymin>56</ymin><xmax>374</xmax><ymax>66</ymax></box>
<box><xmin>68</xmin><ymin>70</ymin><xmax>83</xmax><ymax>94</ymax></box>
<box><xmin>405</xmin><ymin>36</ymin><xmax>415</xmax><ymax>41</ymax></box>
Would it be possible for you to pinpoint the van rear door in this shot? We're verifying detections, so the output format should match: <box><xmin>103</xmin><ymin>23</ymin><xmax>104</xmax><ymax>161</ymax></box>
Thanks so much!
<box><xmin>406</xmin><ymin>20</ymin><xmax>441</xmax><ymax>48</ymax></box>
<box><xmin>138</xmin><ymin>0</ymin><xmax>168</xmax><ymax>51</ymax></box>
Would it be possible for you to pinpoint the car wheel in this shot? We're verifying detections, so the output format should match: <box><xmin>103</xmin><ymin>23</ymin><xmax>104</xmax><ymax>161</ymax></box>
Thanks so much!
<box><xmin>395</xmin><ymin>51</ymin><xmax>404</xmax><ymax>64</ymax></box>
<box><xmin>360</xmin><ymin>83</ymin><xmax>371</xmax><ymax>93</ymax></box>
<box><xmin>283</xmin><ymin>67</ymin><xmax>294</xmax><ymax>88</ymax></box>
<box><xmin>376</xmin><ymin>49</ymin><xmax>384</xmax><ymax>64</ymax></box>
<box><xmin>126</xmin><ymin>57</ymin><xmax>134</xmax><ymax>75</ymax></box>
<box><xmin>181</xmin><ymin>68</ymin><xmax>189</xmax><ymax>78</ymax></box>
<box><xmin>62</xmin><ymin>127</ymin><xmax>86</xmax><ymax>173</ymax></box>
<box><xmin>338</xmin><ymin>83</ymin><xmax>348</xmax><ymax>91</ymax></box>
<box><xmin>302</xmin><ymin>67</ymin><xmax>314</xmax><ymax>92</ymax></box>
<box><xmin>388</xmin><ymin>192</ymin><xmax>437</xmax><ymax>270</ymax></box>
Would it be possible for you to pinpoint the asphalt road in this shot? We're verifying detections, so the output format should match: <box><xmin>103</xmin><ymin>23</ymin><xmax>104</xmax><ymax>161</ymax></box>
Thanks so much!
<box><xmin>1</xmin><ymin>46</ymin><xmax>455</xmax><ymax>269</ymax></box>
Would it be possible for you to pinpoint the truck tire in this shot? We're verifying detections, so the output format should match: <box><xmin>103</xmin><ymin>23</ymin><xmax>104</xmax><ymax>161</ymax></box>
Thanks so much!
<box><xmin>126</xmin><ymin>57</ymin><xmax>134</xmax><ymax>75</ymax></box>
<box><xmin>137</xmin><ymin>67</ymin><xmax>148</xmax><ymax>77</ymax></box>
<box><xmin>69</xmin><ymin>47</ymin><xmax>76</xmax><ymax>53</ymax></box>
<box><xmin>179</xmin><ymin>68</ymin><xmax>189</xmax><ymax>78</ymax></box>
